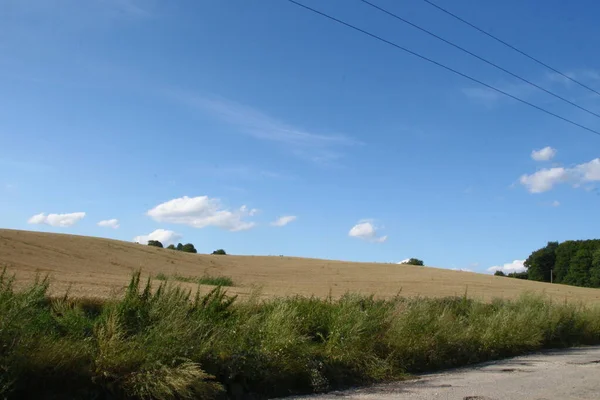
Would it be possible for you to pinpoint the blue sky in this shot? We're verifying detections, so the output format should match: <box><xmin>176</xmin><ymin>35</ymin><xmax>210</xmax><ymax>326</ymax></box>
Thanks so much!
<box><xmin>2</xmin><ymin>0</ymin><xmax>600</xmax><ymax>274</ymax></box>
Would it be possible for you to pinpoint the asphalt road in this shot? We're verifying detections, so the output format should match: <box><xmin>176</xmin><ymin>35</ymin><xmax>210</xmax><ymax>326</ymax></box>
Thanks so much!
<box><xmin>287</xmin><ymin>346</ymin><xmax>600</xmax><ymax>400</ymax></box>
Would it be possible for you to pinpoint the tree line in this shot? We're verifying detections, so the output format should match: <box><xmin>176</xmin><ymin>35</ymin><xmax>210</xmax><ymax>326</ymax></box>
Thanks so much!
<box><xmin>512</xmin><ymin>240</ymin><xmax>600</xmax><ymax>288</ymax></box>
<box><xmin>148</xmin><ymin>240</ymin><xmax>197</xmax><ymax>253</ymax></box>
<box><xmin>147</xmin><ymin>240</ymin><xmax>227</xmax><ymax>255</ymax></box>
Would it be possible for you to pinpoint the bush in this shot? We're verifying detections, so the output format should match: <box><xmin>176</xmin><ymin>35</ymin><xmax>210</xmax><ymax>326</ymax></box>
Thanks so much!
<box><xmin>181</xmin><ymin>244</ymin><xmax>197</xmax><ymax>254</ymax></box>
<box><xmin>167</xmin><ymin>243</ymin><xmax>198</xmax><ymax>253</ymax></box>
<box><xmin>147</xmin><ymin>240</ymin><xmax>163</xmax><ymax>248</ymax></box>
<box><xmin>494</xmin><ymin>271</ymin><xmax>506</xmax><ymax>276</ymax></box>
<box><xmin>402</xmin><ymin>258</ymin><xmax>424</xmax><ymax>266</ymax></box>
<box><xmin>212</xmin><ymin>249</ymin><xmax>227</xmax><ymax>255</ymax></box>
<box><xmin>508</xmin><ymin>271</ymin><xmax>529</xmax><ymax>280</ymax></box>
<box><xmin>2</xmin><ymin>268</ymin><xmax>600</xmax><ymax>399</ymax></box>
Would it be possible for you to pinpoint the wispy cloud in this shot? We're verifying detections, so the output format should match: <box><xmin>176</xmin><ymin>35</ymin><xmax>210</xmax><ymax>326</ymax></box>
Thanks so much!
<box><xmin>547</xmin><ymin>69</ymin><xmax>600</xmax><ymax>87</ymax></box>
<box><xmin>462</xmin><ymin>81</ymin><xmax>536</xmax><ymax>106</ymax></box>
<box><xmin>0</xmin><ymin>158</ymin><xmax>52</xmax><ymax>173</ymax></box>
<box><xmin>463</xmin><ymin>68</ymin><xmax>600</xmax><ymax>106</ymax></box>
<box><xmin>168</xmin><ymin>91</ymin><xmax>360</xmax><ymax>164</ymax></box>
<box><xmin>196</xmin><ymin>165</ymin><xmax>292</xmax><ymax>181</ymax></box>
<box><xmin>110</xmin><ymin>0</ymin><xmax>153</xmax><ymax>18</ymax></box>
<box><xmin>271</xmin><ymin>215</ymin><xmax>297</xmax><ymax>227</ymax></box>
<box><xmin>98</xmin><ymin>218</ymin><xmax>120</xmax><ymax>229</ymax></box>
<box><xmin>11</xmin><ymin>0</ymin><xmax>154</xmax><ymax>19</ymax></box>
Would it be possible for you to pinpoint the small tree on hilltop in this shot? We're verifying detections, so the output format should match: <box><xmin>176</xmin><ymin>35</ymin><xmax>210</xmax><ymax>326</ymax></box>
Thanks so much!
<box><xmin>494</xmin><ymin>270</ymin><xmax>506</xmax><ymax>277</ymax></box>
<box><xmin>402</xmin><ymin>258</ymin><xmax>424</xmax><ymax>266</ymax></box>
<box><xmin>166</xmin><ymin>244</ymin><xmax>176</xmax><ymax>250</ymax></box>
<box><xmin>212</xmin><ymin>249</ymin><xmax>227</xmax><ymax>255</ymax></box>
<box><xmin>147</xmin><ymin>240</ymin><xmax>163</xmax><ymax>248</ymax></box>
<box><xmin>181</xmin><ymin>243</ymin><xmax>197</xmax><ymax>254</ymax></box>
<box><xmin>176</xmin><ymin>243</ymin><xmax>183</xmax><ymax>251</ymax></box>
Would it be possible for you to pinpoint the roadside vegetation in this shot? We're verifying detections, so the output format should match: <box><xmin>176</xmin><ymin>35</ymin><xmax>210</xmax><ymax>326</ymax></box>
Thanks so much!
<box><xmin>2</xmin><ymin>268</ymin><xmax>600</xmax><ymax>399</ymax></box>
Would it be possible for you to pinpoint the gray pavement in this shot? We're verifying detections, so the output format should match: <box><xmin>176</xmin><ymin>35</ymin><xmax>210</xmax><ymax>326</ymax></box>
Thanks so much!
<box><xmin>288</xmin><ymin>346</ymin><xmax>600</xmax><ymax>400</ymax></box>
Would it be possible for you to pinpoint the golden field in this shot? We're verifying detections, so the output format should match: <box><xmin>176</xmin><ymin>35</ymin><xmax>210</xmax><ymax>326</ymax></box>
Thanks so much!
<box><xmin>1</xmin><ymin>228</ymin><xmax>600</xmax><ymax>303</ymax></box>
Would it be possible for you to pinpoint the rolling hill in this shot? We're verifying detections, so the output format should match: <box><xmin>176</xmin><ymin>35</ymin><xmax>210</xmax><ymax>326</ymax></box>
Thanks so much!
<box><xmin>1</xmin><ymin>228</ymin><xmax>600</xmax><ymax>303</ymax></box>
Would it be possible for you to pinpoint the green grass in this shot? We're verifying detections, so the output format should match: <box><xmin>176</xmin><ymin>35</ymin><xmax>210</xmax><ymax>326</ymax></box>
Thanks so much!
<box><xmin>155</xmin><ymin>272</ymin><xmax>234</xmax><ymax>287</ymax></box>
<box><xmin>2</xmin><ymin>267</ymin><xmax>600</xmax><ymax>399</ymax></box>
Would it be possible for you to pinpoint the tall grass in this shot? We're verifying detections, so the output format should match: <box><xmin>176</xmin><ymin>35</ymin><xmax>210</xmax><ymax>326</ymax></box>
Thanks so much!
<box><xmin>1</xmin><ymin>268</ymin><xmax>600</xmax><ymax>399</ymax></box>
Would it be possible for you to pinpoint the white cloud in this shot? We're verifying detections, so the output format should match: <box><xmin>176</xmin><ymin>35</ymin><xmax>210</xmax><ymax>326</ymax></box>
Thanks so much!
<box><xmin>576</xmin><ymin>158</ymin><xmax>600</xmax><ymax>181</ymax></box>
<box><xmin>169</xmin><ymin>92</ymin><xmax>359</xmax><ymax>164</ymax></box>
<box><xmin>487</xmin><ymin>260</ymin><xmax>526</xmax><ymax>274</ymax></box>
<box><xmin>451</xmin><ymin>268</ymin><xmax>472</xmax><ymax>272</ymax></box>
<box><xmin>531</xmin><ymin>146</ymin><xmax>557</xmax><ymax>161</ymax></box>
<box><xmin>147</xmin><ymin>196</ymin><xmax>256</xmax><ymax>232</ymax></box>
<box><xmin>134</xmin><ymin>229</ymin><xmax>182</xmax><ymax>246</ymax></box>
<box><xmin>397</xmin><ymin>258</ymin><xmax>411</xmax><ymax>264</ymax></box>
<box><xmin>551</xmin><ymin>200</ymin><xmax>560</xmax><ymax>207</ymax></box>
<box><xmin>519</xmin><ymin>158</ymin><xmax>600</xmax><ymax>193</ymax></box>
<box><xmin>27</xmin><ymin>212</ymin><xmax>85</xmax><ymax>227</ymax></box>
<box><xmin>271</xmin><ymin>215</ymin><xmax>297</xmax><ymax>227</ymax></box>
<box><xmin>519</xmin><ymin>167</ymin><xmax>569</xmax><ymax>193</ymax></box>
<box><xmin>348</xmin><ymin>221</ymin><xmax>387</xmax><ymax>243</ymax></box>
<box><xmin>98</xmin><ymin>219</ymin><xmax>120</xmax><ymax>229</ymax></box>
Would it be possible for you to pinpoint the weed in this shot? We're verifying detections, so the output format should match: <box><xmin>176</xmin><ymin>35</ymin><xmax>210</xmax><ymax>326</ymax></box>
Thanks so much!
<box><xmin>1</xmin><ymin>269</ymin><xmax>600</xmax><ymax>399</ymax></box>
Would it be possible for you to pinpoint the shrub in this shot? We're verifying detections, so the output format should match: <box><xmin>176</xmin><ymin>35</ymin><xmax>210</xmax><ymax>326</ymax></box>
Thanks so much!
<box><xmin>197</xmin><ymin>275</ymin><xmax>234</xmax><ymax>287</ymax></box>
<box><xmin>212</xmin><ymin>249</ymin><xmax>227</xmax><ymax>255</ymax></box>
<box><xmin>181</xmin><ymin>244</ymin><xmax>197</xmax><ymax>254</ymax></box>
<box><xmin>508</xmin><ymin>271</ymin><xmax>529</xmax><ymax>279</ymax></box>
<box><xmin>147</xmin><ymin>240</ymin><xmax>163</xmax><ymax>248</ymax></box>
<box><xmin>402</xmin><ymin>258</ymin><xmax>424</xmax><ymax>266</ymax></box>
<box><xmin>2</xmin><ymin>268</ymin><xmax>600</xmax><ymax>399</ymax></box>
<box><xmin>494</xmin><ymin>271</ymin><xmax>506</xmax><ymax>276</ymax></box>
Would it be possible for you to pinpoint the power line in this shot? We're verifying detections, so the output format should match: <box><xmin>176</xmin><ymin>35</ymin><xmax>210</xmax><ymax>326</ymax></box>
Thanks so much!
<box><xmin>359</xmin><ymin>0</ymin><xmax>600</xmax><ymax>120</ymax></box>
<box><xmin>284</xmin><ymin>0</ymin><xmax>600</xmax><ymax>137</ymax></box>
<box><xmin>421</xmin><ymin>0</ymin><xmax>600</xmax><ymax>98</ymax></box>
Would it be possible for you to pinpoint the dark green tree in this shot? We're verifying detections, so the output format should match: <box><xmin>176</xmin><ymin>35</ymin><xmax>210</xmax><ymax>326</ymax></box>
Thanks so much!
<box><xmin>166</xmin><ymin>244</ymin><xmax>176</xmax><ymax>250</ymax></box>
<box><xmin>176</xmin><ymin>243</ymin><xmax>183</xmax><ymax>251</ymax></box>
<box><xmin>147</xmin><ymin>240</ymin><xmax>163</xmax><ymax>248</ymax></box>
<box><xmin>564</xmin><ymin>247</ymin><xmax>593</xmax><ymax>287</ymax></box>
<box><xmin>181</xmin><ymin>243</ymin><xmax>197</xmax><ymax>253</ymax></box>
<box><xmin>494</xmin><ymin>270</ymin><xmax>506</xmax><ymax>277</ymax></box>
<box><xmin>507</xmin><ymin>271</ymin><xmax>528</xmax><ymax>280</ymax></box>
<box><xmin>524</xmin><ymin>241</ymin><xmax>558</xmax><ymax>282</ymax></box>
<box><xmin>212</xmin><ymin>249</ymin><xmax>227</xmax><ymax>255</ymax></box>
<box><xmin>554</xmin><ymin>241</ymin><xmax>579</xmax><ymax>283</ymax></box>
<box><xmin>404</xmin><ymin>258</ymin><xmax>424</xmax><ymax>266</ymax></box>
<box><xmin>589</xmin><ymin>248</ymin><xmax>600</xmax><ymax>287</ymax></box>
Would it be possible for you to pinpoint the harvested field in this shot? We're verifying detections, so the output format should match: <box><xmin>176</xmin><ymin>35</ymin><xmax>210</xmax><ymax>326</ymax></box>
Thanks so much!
<box><xmin>1</xmin><ymin>228</ymin><xmax>600</xmax><ymax>303</ymax></box>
